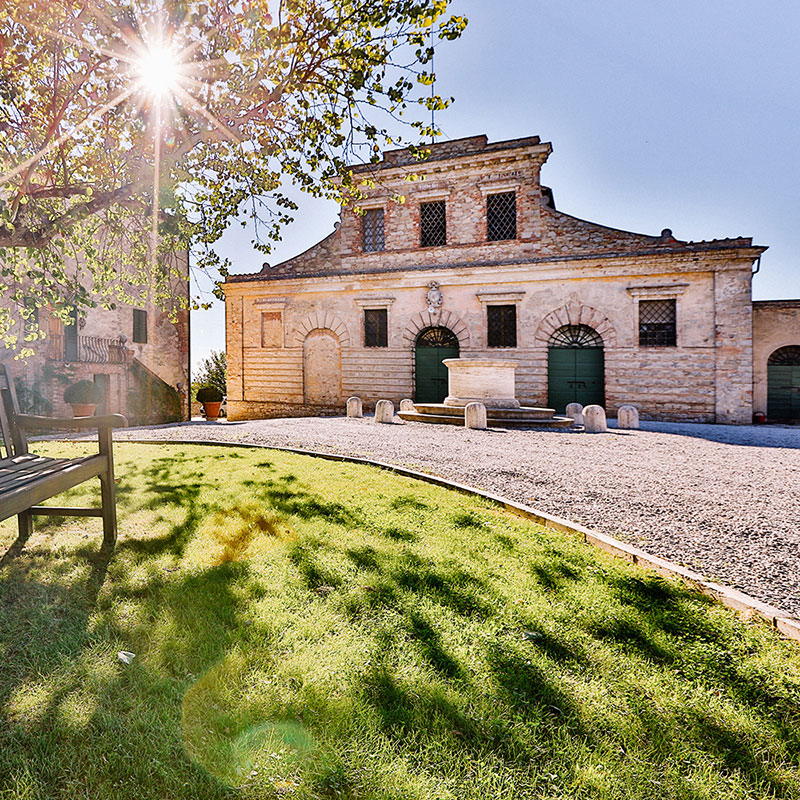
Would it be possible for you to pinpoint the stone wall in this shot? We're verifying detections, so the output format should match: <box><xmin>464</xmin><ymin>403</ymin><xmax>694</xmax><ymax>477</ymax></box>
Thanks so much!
<box><xmin>753</xmin><ymin>300</ymin><xmax>800</xmax><ymax>414</ymax></box>
<box><xmin>225</xmin><ymin>134</ymin><xmax>766</xmax><ymax>424</ymax></box>
<box><xmin>1</xmin><ymin>249</ymin><xmax>190</xmax><ymax>421</ymax></box>
<box><xmin>225</xmin><ymin>254</ymin><xmax>757</xmax><ymax>422</ymax></box>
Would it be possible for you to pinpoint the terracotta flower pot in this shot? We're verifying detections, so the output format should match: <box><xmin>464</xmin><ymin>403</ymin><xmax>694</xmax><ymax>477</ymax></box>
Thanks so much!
<box><xmin>70</xmin><ymin>403</ymin><xmax>97</xmax><ymax>417</ymax></box>
<box><xmin>202</xmin><ymin>401</ymin><xmax>222</xmax><ymax>421</ymax></box>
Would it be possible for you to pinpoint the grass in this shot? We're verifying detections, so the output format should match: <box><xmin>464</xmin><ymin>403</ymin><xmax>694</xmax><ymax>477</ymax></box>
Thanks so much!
<box><xmin>0</xmin><ymin>442</ymin><xmax>799</xmax><ymax>800</ymax></box>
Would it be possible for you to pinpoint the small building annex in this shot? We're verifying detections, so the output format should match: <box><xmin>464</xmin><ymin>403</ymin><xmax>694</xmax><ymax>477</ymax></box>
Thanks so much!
<box><xmin>223</xmin><ymin>134</ymin><xmax>800</xmax><ymax>424</ymax></box>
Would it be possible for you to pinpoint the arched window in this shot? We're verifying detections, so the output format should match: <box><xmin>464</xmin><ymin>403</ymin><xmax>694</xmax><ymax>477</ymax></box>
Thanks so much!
<box><xmin>416</xmin><ymin>326</ymin><xmax>459</xmax><ymax>348</ymax></box>
<box><xmin>768</xmin><ymin>346</ymin><xmax>800</xmax><ymax>365</ymax></box>
<box><xmin>548</xmin><ymin>324</ymin><xmax>603</xmax><ymax>348</ymax></box>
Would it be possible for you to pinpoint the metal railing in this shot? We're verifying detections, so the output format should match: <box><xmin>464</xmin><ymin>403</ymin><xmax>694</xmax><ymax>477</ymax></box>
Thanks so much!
<box><xmin>47</xmin><ymin>335</ymin><xmax>130</xmax><ymax>364</ymax></box>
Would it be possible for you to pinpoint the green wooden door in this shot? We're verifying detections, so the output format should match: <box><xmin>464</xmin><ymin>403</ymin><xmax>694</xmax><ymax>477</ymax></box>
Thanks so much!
<box><xmin>767</xmin><ymin>365</ymin><xmax>800</xmax><ymax>421</ymax></box>
<box><xmin>414</xmin><ymin>327</ymin><xmax>459</xmax><ymax>403</ymax></box>
<box><xmin>548</xmin><ymin>347</ymin><xmax>605</xmax><ymax>412</ymax></box>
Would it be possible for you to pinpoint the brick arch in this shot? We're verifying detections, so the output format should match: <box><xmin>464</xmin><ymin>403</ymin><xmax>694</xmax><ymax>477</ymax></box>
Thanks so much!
<box><xmin>292</xmin><ymin>311</ymin><xmax>351</xmax><ymax>346</ymax></box>
<box><xmin>534</xmin><ymin>302</ymin><xmax>617</xmax><ymax>348</ymax></box>
<box><xmin>402</xmin><ymin>310</ymin><xmax>470</xmax><ymax>347</ymax></box>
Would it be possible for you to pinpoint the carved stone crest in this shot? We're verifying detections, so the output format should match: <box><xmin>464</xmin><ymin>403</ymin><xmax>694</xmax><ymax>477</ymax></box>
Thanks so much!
<box><xmin>426</xmin><ymin>281</ymin><xmax>443</xmax><ymax>314</ymax></box>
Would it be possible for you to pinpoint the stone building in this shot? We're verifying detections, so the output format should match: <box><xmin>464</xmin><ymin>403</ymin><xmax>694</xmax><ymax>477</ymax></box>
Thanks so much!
<box><xmin>2</xmin><ymin>250</ymin><xmax>190</xmax><ymax>423</ymax></box>
<box><xmin>223</xmin><ymin>134</ymin><xmax>800</xmax><ymax>424</ymax></box>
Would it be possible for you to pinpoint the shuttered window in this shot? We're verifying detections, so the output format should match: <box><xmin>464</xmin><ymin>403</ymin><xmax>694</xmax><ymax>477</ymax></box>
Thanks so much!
<box><xmin>364</xmin><ymin>308</ymin><xmax>388</xmax><ymax>347</ymax></box>
<box><xmin>133</xmin><ymin>309</ymin><xmax>148</xmax><ymax>343</ymax></box>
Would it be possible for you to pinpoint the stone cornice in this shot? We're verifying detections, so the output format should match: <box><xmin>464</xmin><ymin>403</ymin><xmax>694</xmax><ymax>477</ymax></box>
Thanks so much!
<box><xmin>225</xmin><ymin>243</ymin><xmax>765</xmax><ymax>288</ymax></box>
<box><xmin>626</xmin><ymin>283</ymin><xmax>689</xmax><ymax>298</ymax></box>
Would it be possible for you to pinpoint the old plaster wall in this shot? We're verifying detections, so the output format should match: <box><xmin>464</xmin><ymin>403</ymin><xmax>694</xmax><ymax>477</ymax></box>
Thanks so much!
<box><xmin>226</xmin><ymin>254</ymin><xmax>754</xmax><ymax>423</ymax></box>
<box><xmin>752</xmin><ymin>301</ymin><xmax>800</xmax><ymax>413</ymax></box>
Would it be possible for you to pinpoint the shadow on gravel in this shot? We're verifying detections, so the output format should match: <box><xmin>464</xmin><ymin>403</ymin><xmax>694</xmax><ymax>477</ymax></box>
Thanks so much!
<box><xmin>627</xmin><ymin>422</ymin><xmax>800</xmax><ymax>450</ymax></box>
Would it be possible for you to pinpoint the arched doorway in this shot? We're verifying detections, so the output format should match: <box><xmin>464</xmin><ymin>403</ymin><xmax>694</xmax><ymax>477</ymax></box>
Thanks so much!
<box><xmin>767</xmin><ymin>345</ymin><xmax>800</xmax><ymax>421</ymax></box>
<box><xmin>303</xmin><ymin>329</ymin><xmax>342</xmax><ymax>405</ymax></box>
<box><xmin>414</xmin><ymin>326</ymin><xmax>459</xmax><ymax>403</ymax></box>
<box><xmin>547</xmin><ymin>324</ymin><xmax>605</xmax><ymax>412</ymax></box>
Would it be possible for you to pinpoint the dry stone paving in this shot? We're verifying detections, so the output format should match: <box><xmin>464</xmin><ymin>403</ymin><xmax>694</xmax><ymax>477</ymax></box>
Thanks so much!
<box><xmin>108</xmin><ymin>417</ymin><xmax>800</xmax><ymax>616</ymax></box>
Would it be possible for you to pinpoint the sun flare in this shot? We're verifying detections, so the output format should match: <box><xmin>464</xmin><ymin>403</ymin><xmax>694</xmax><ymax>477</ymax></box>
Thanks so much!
<box><xmin>135</xmin><ymin>44</ymin><xmax>183</xmax><ymax>98</ymax></box>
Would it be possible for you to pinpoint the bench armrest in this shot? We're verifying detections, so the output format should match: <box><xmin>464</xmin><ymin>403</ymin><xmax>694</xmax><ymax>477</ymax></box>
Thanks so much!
<box><xmin>16</xmin><ymin>413</ymin><xmax>128</xmax><ymax>431</ymax></box>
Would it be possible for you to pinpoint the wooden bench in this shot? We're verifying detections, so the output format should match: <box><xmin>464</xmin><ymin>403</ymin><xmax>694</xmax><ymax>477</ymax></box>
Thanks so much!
<box><xmin>0</xmin><ymin>363</ymin><xmax>127</xmax><ymax>545</ymax></box>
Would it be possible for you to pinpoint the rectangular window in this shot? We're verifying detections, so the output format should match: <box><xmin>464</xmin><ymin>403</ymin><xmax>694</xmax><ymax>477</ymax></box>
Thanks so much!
<box><xmin>23</xmin><ymin>299</ymin><xmax>39</xmax><ymax>339</ymax></box>
<box><xmin>260</xmin><ymin>311</ymin><xmax>283</xmax><ymax>348</ymax></box>
<box><xmin>487</xmin><ymin>305</ymin><xmax>517</xmax><ymax>348</ymax></box>
<box><xmin>420</xmin><ymin>200</ymin><xmax>446</xmax><ymax>247</ymax></box>
<box><xmin>362</xmin><ymin>208</ymin><xmax>385</xmax><ymax>252</ymax></box>
<box><xmin>487</xmin><ymin>191</ymin><xmax>517</xmax><ymax>241</ymax></box>
<box><xmin>64</xmin><ymin>306</ymin><xmax>79</xmax><ymax>361</ymax></box>
<box><xmin>364</xmin><ymin>308</ymin><xmax>388</xmax><ymax>347</ymax></box>
<box><xmin>133</xmin><ymin>308</ymin><xmax>148</xmax><ymax>343</ymax></box>
<box><xmin>639</xmin><ymin>299</ymin><xmax>676</xmax><ymax>346</ymax></box>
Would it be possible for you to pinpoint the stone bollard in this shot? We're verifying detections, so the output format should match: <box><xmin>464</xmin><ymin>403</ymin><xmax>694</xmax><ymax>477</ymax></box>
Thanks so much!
<box><xmin>399</xmin><ymin>398</ymin><xmax>415</xmax><ymax>412</ymax></box>
<box><xmin>464</xmin><ymin>402</ymin><xmax>488</xmax><ymax>430</ymax></box>
<box><xmin>565</xmin><ymin>402</ymin><xmax>584</xmax><ymax>426</ymax></box>
<box><xmin>374</xmin><ymin>399</ymin><xmax>395</xmax><ymax>424</ymax></box>
<box><xmin>617</xmin><ymin>404</ymin><xmax>640</xmax><ymax>430</ymax></box>
<box><xmin>346</xmin><ymin>396</ymin><xmax>363</xmax><ymax>418</ymax></box>
<box><xmin>583</xmin><ymin>404</ymin><xmax>607</xmax><ymax>433</ymax></box>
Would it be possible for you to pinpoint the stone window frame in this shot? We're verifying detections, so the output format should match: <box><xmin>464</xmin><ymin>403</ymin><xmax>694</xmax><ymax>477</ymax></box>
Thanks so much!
<box><xmin>355</xmin><ymin>297</ymin><xmax>395</xmax><ymax>348</ymax></box>
<box><xmin>476</xmin><ymin>290</ymin><xmax>525</xmax><ymax>349</ymax></box>
<box><xmin>626</xmin><ymin>284</ymin><xmax>688</xmax><ymax>348</ymax></box>
<box><xmin>254</xmin><ymin>297</ymin><xmax>286</xmax><ymax>348</ymax></box>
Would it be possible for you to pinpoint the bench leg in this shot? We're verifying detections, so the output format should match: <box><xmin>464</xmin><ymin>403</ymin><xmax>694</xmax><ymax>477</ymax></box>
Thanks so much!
<box><xmin>17</xmin><ymin>510</ymin><xmax>33</xmax><ymax>541</ymax></box>
<box><xmin>98</xmin><ymin>428</ymin><xmax>118</xmax><ymax>546</ymax></box>
<box><xmin>99</xmin><ymin>473</ymin><xmax>117</xmax><ymax>545</ymax></box>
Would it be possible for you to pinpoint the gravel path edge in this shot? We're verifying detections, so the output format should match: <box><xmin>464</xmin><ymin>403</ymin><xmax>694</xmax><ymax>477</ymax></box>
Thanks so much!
<box><xmin>116</xmin><ymin>437</ymin><xmax>800</xmax><ymax>644</ymax></box>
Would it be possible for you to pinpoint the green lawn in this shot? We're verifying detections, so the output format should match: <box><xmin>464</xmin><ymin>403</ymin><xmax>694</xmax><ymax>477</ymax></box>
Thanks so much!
<box><xmin>1</xmin><ymin>443</ymin><xmax>798</xmax><ymax>800</ymax></box>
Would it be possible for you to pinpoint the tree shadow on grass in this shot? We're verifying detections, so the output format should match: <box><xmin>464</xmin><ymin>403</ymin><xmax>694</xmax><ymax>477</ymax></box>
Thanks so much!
<box><xmin>359</xmin><ymin>661</ymin><xmax>530</xmax><ymax>766</ymax></box>
<box><xmin>0</xmin><ymin>534</ymin><xmax>248</xmax><ymax>799</ymax></box>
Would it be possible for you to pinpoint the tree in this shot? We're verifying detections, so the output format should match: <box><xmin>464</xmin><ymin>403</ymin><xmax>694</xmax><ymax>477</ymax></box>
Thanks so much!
<box><xmin>0</xmin><ymin>0</ymin><xmax>467</xmax><ymax>352</ymax></box>
<box><xmin>192</xmin><ymin>349</ymin><xmax>226</xmax><ymax>398</ymax></box>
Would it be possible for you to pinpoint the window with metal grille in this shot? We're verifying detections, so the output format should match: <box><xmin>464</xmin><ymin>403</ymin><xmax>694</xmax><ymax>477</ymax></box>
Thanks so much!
<box><xmin>364</xmin><ymin>308</ymin><xmax>388</xmax><ymax>347</ymax></box>
<box><xmin>638</xmin><ymin>299</ymin><xmax>676</xmax><ymax>346</ymax></box>
<box><xmin>487</xmin><ymin>191</ymin><xmax>517</xmax><ymax>241</ymax></box>
<box><xmin>133</xmin><ymin>308</ymin><xmax>148</xmax><ymax>343</ymax></box>
<box><xmin>362</xmin><ymin>208</ymin><xmax>385</xmax><ymax>252</ymax></box>
<box><xmin>420</xmin><ymin>201</ymin><xmax>446</xmax><ymax>247</ymax></box>
<box><xmin>487</xmin><ymin>305</ymin><xmax>517</xmax><ymax>347</ymax></box>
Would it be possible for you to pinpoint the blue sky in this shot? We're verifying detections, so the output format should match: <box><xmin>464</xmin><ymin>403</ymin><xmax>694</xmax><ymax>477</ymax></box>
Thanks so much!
<box><xmin>190</xmin><ymin>0</ymin><xmax>800</xmax><ymax>371</ymax></box>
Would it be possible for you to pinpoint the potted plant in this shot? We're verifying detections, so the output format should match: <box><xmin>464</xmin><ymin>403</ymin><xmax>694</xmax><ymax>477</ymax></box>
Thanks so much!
<box><xmin>196</xmin><ymin>385</ymin><xmax>224</xmax><ymax>421</ymax></box>
<box><xmin>63</xmin><ymin>380</ymin><xmax>104</xmax><ymax>417</ymax></box>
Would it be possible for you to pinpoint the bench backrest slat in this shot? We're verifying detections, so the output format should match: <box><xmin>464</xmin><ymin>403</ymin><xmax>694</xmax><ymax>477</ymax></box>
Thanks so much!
<box><xmin>0</xmin><ymin>364</ymin><xmax>29</xmax><ymax>458</ymax></box>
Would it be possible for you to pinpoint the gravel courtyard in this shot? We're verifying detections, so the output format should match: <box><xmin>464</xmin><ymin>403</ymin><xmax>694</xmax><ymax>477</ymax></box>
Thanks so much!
<box><xmin>110</xmin><ymin>417</ymin><xmax>800</xmax><ymax>617</ymax></box>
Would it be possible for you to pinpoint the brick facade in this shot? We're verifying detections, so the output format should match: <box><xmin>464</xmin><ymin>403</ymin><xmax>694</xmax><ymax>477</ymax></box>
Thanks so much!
<box><xmin>224</xmin><ymin>134</ymin><xmax>796</xmax><ymax>424</ymax></box>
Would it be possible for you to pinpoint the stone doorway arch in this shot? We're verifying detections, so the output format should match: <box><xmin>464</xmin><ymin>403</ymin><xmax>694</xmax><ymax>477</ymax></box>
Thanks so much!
<box><xmin>303</xmin><ymin>329</ymin><xmax>342</xmax><ymax>405</ymax></box>
<box><xmin>547</xmin><ymin>324</ymin><xmax>605</xmax><ymax>413</ymax></box>
<box><xmin>414</xmin><ymin>326</ymin><xmax>459</xmax><ymax>404</ymax></box>
<box><xmin>767</xmin><ymin>345</ymin><xmax>800</xmax><ymax>421</ymax></box>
